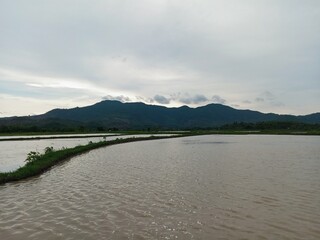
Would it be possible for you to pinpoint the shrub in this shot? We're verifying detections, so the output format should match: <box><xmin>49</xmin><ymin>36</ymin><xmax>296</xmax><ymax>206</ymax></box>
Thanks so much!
<box><xmin>25</xmin><ymin>151</ymin><xmax>41</xmax><ymax>163</ymax></box>
<box><xmin>44</xmin><ymin>146</ymin><xmax>54</xmax><ymax>154</ymax></box>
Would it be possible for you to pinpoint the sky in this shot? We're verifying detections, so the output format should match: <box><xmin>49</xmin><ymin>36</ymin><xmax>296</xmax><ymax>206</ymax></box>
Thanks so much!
<box><xmin>0</xmin><ymin>0</ymin><xmax>319</xmax><ymax>117</ymax></box>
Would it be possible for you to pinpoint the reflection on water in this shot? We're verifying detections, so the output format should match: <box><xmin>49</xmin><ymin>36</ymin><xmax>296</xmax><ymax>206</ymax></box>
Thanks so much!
<box><xmin>0</xmin><ymin>136</ymin><xmax>114</xmax><ymax>172</ymax></box>
<box><xmin>182</xmin><ymin>139</ymin><xmax>233</xmax><ymax>145</ymax></box>
<box><xmin>0</xmin><ymin>135</ymin><xmax>320</xmax><ymax>239</ymax></box>
<box><xmin>0</xmin><ymin>133</ymin><xmax>118</xmax><ymax>140</ymax></box>
<box><xmin>0</xmin><ymin>134</ymin><xmax>176</xmax><ymax>172</ymax></box>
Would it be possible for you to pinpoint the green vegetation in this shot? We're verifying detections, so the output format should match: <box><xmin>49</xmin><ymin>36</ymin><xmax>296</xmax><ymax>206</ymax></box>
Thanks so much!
<box><xmin>216</xmin><ymin>121</ymin><xmax>320</xmax><ymax>135</ymax></box>
<box><xmin>1</xmin><ymin>122</ymin><xmax>320</xmax><ymax>139</ymax></box>
<box><xmin>0</xmin><ymin>135</ymin><xmax>189</xmax><ymax>185</ymax></box>
<box><xmin>25</xmin><ymin>151</ymin><xmax>41</xmax><ymax>163</ymax></box>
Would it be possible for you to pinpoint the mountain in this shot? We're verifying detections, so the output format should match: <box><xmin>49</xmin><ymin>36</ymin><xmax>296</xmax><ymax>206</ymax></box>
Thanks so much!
<box><xmin>0</xmin><ymin>100</ymin><xmax>319</xmax><ymax>131</ymax></box>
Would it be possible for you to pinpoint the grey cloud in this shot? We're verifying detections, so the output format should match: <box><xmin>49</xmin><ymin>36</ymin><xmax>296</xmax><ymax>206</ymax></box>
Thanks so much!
<box><xmin>102</xmin><ymin>95</ymin><xmax>131</xmax><ymax>102</ymax></box>
<box><xmin>1</xmin><ymin>1</ymin><xmax>319</xmax><ymax>88</ymax></box>
<box><xmin>255</xmin><ymin>97</ymin><xmax>265</xmax><ymax>102</ymax></box>
<box><xmin>179</xmin><ymin>94</ymin><xmax>208</xmax><ymax>104</ymax></box>
<box><xmin>154</xmin><ymin>95</ymin><xmax>170</xmax><ymax>104</ymax></box>
<box><xmin>255</xmin><ymin>91</ymin><xmax>284</xmax><ymax>107</ymax></box>
<box><xmin>255</xmin><ymin>91</ymin><xmax>276</xmax><ymax>103</ymax></box>
<box><xmin>136</xmin><ymin>96</ymin><xmax>154</xmax><ymax>103</ymax></box>
<box><xmin>169</xmin><ymin>93</ymin><xmax>210</xmax><ymax>105</ymax></box>
<box><xmin>272</xmin><ymin>102</ymin><xmax>285</xmax><ymax>107</ymax></box>
<box><xmin>262</xmin><ymin>91</ymin><xmax>275</xmax><ymax>101</ymax></box>
<box><xmin>193</xmin><ymin>94</ymin><xmax>208</xmax><ymax>104</ymax></box>
<box><xmin>211</xmin><ymin>95</ymin><xmax>226</xmax><ymax>104</ymax></box>
<box><xmin>179</xmin><ymin>98</ymin><xmax>191</xmax><ymax>104</ymax></box>
<box><xmin>153</xmin><ymin>93</ymin><xmax>211</xmax><ymax>105</ymax></box>
<box><xmin>0</xmin><ymin>1</ymin><xmax>319</xmax><ymax>116</ymax></box>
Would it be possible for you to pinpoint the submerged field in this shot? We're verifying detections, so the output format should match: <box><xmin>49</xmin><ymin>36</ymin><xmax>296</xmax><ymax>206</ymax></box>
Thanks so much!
<box><xmin>1</xmin><ymin>135</ymin><xmax>319</xmax><ymax>239</ymax></box>
<box><xmin>0</xmin><ymin>134</ymin><xmax>182</xmax><ymax>183</ymax></box>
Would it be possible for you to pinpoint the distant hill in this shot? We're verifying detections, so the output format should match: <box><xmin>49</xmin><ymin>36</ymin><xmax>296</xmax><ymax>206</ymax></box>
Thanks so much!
<box><xmin>0</xmin><ymin>100</ymin><xmax>319</xmax><ymax>131</ymax></box>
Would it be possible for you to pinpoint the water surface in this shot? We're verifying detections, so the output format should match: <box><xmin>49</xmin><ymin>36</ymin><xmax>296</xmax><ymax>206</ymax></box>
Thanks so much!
<box><xmin>0</xmin><ymin>135</ymin><xmax>319</xmax><ymax>239</ymax></box>
<box><xmin>0</xmin><ymin>133</ymin><xmax>118</xmax><ymax>140</ymax></box>
<box><xmin>0</xmin><ymin>136</ymin><xmax>113</xmax><ymax>172</ymax></box>
<box><xmin>0</xmin><ymin>134</ymin><xmax>175</xmax><ymax>172</ymax></box>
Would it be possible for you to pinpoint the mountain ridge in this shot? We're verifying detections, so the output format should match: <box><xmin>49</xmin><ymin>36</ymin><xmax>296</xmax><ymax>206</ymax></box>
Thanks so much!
<box><xmin>1</xmin><ymin>100</ymin><xmax>319</xmax><ymax>130</ymax></box>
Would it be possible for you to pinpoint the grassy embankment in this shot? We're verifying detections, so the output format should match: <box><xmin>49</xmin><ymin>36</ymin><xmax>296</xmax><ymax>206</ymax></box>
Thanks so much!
<box><xmin>0</xmin><ymin>135</ymin><xmax>191</xmax><ymax>185</ymax></box>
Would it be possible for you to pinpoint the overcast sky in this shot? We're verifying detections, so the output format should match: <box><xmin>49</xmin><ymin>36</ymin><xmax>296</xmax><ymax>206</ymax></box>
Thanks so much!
<box><xmin>0</xmin><ymin>0</ymin><xmax>319</xmax><ymax>117</ymax></box>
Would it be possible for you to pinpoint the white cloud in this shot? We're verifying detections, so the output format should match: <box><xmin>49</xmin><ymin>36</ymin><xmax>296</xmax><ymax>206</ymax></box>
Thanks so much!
<box><xmin>0</xmin><ymin>94</ymin><xmax>100</xmax><ymax>117</ymax></box>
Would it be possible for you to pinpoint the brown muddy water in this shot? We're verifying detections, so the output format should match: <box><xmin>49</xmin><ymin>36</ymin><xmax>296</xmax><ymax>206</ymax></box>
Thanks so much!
<box><xmin>0</xmin><ymin>135</ymin><xmax>319</xmax><ymax>239</ymax></box>
<box><xmin>0</xmin><ymin>134</ymin><xmax>176</xmax><ymax>172</ymax></box>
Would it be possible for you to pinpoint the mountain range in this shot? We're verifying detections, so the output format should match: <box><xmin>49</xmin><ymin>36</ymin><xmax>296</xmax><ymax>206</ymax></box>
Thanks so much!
<box><xmin>1</xmin><ymin>100</ymin><xmax>319</xmax><ymax>130</ymax></box>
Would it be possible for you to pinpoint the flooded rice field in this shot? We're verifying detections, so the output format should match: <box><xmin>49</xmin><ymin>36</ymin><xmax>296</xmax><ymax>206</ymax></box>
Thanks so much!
<box><xmin>0</xmin><ymin>134</ymin><xmax>175</xmax><ymax>172</ymax></box>
<box><xmin>0</xmin><ymin>133</ymin><xmax>118</xmax><ymax>140</ymax></box>
<box><xmin>0</xmin><ymin>135</ymin><xmax>320</xmax><ymax>239</ymax></box>
<box><xmin>0</xmin><ymin>136</ymin><xmax>114</xmax><ymax>172</ymax></box>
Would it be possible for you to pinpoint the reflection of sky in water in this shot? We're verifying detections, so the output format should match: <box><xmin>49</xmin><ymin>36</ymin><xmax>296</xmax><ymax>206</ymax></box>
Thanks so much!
<box><xmin>0</xmin><ymin>133</ymin><xmax>118</xmax><ymax>140</ymax></box>
<box><xmin>0</xmin><ymin>136</ymin><xmax>109</xmax><ymax>172</ymax></box>
<box><xmin>0</xmin><ymin>134</ymin><xmax>177</xmax><ymax>172</ymax></box>
<box><xmin>182</xmin><ymin>140</ymin><xmax>234</xmax><ymax>145</ymax></box>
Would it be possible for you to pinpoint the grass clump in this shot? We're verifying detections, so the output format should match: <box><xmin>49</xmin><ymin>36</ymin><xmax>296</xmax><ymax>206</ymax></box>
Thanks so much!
<box><xmin>25</xmin><ymin>151</ymin><xmax>41</xmax><ymax>163</ymax></box>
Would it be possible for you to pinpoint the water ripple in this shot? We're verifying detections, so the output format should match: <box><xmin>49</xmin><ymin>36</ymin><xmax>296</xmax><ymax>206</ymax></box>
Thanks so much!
<box><xmin>1</xmin><ymin>135</ymin><xmax>320</xmax><ymax>239</ymax></box>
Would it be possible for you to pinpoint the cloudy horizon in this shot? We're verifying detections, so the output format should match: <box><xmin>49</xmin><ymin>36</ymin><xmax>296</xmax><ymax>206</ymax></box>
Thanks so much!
<box><xmin>1</xmin><ymin>0</ymin><xmax>319</xmax><ymax>117</ymax></box>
